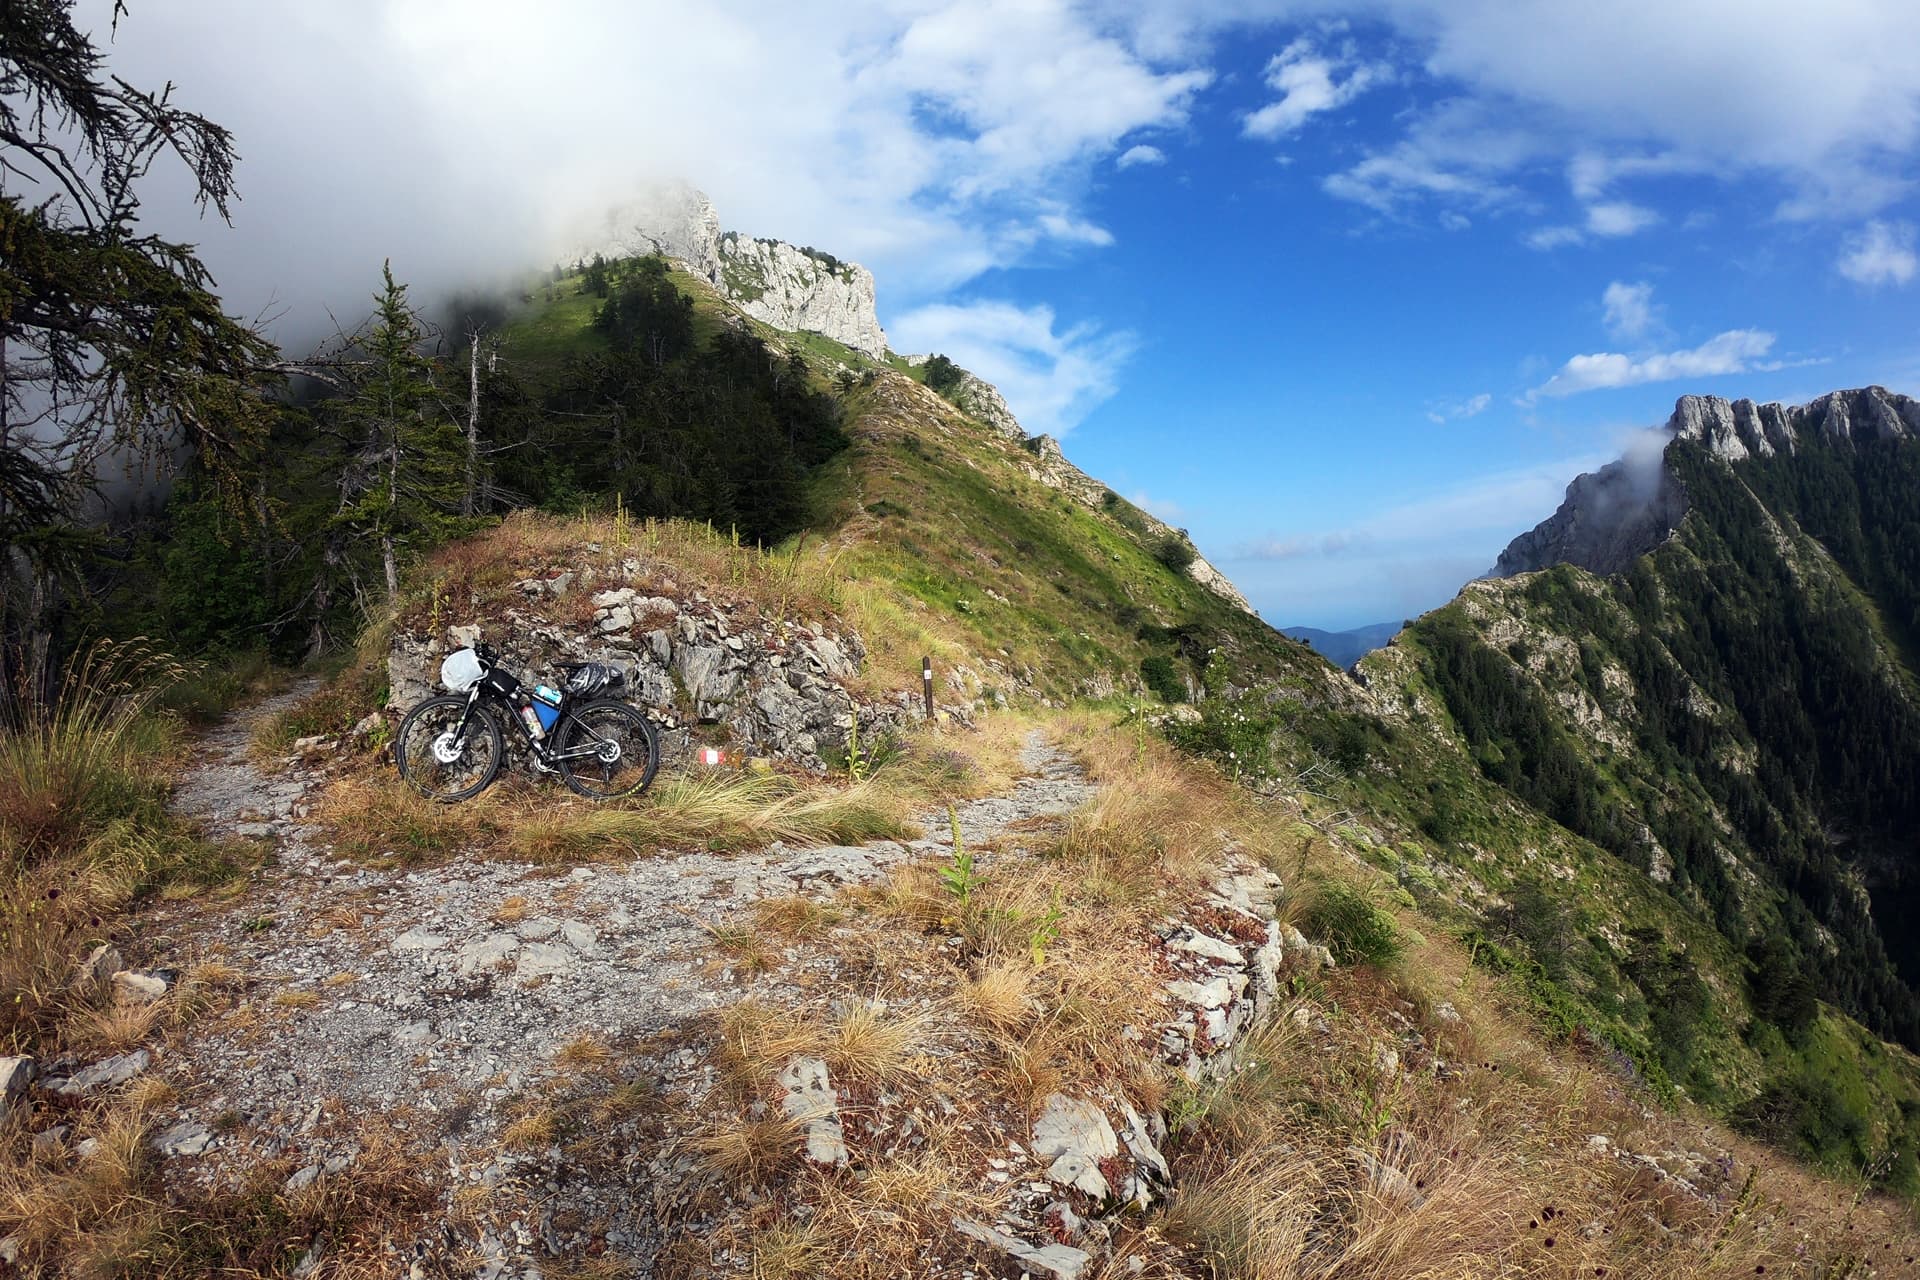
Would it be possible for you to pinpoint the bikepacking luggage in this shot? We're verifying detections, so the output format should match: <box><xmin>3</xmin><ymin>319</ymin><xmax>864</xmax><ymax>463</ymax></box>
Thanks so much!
<box><xmin>396</xmin><ymin>642</ymin><xmax>660</xmax><ymax>802</ymax></box>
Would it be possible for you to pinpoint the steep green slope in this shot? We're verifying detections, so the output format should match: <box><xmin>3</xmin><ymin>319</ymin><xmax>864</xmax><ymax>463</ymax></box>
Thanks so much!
<box><xmin>485</xmin><ymin>254</ymin><xmax>1339</xmax><ymax>704</ymax></box>
<box><xmin>1354</xmin><ymin>413</ymin><xmax>1920</xmax><ymax>1186</ymax></box>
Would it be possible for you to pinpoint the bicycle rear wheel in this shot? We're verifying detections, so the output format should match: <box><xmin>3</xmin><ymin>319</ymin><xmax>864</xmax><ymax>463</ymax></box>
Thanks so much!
<box><xmin>395</xmin><ymin>695</ymin><xmax>503</xmax><ymax>801</ymax></box>
<box><xmin>552</xmin><ymin>699</ymin><xmax>660</xmax><ymax>800</ymax></box>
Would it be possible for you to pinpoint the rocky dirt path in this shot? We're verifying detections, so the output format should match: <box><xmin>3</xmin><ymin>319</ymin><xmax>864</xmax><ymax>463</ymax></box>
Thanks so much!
<box><xmin>144</xmin><ymin>698</ymin><xmax>1095</xmax><ymax>1277</ymax></box>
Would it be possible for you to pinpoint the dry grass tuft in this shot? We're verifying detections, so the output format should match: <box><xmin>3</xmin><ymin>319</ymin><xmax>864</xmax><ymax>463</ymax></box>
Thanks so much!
<box><xmin>555</xmin><ymin>1034</ymin><xmax>618</xmax><ymax>1070</ymax></box>
<box><xmin>960</xmin><ymin>961</ymin><xmax>1032</xmax><ymax>1034</ymax></box>
<box><xmin>691</xmin><ymin>1114</ymin><xmax>804</xmax><ymax>1188</ymax></box>
<box><xmin>502</xmin><ymin>1107</ymin><xmax>562</xmax><ymax>1151</ymax></box>
<box><xmin>715</xmin><ymin>1001</ymin><xmax>828</xmax><ymax>1098</ymax></box>
<box><xmin>703</xmin><ymin>921</ymin><xmax>776</xmax><ymax>976</ymax></box>
<box><xmin>752</xmin><ymin>894</ymin><xmax>843</xmax><ymax>940</ymax></box>
<box><xmin>270</xmin><ymin>989</ymin><xmax>320</xmax><ymax>1009</ymax></box>
<box><xmin>825</xmin><ymin>998</ymin><xmax>933</xmax><ymax>1085</ymax></box>
<box><xmin>0</xmin><ymin>1100</ymin><xmax>437</xmax><ymax>1276</ymax></box>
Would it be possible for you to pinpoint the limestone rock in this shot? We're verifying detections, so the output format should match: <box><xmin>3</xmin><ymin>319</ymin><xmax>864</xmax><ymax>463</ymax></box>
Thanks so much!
<box><xmin>572</xmin><ymin>182</ymin><xmax>888</xmax><ymax>357</ymax></box>
<box><xmin>111</xmin><ymin>970</ymin><xmax>170</xmax><ymax>1005</ymax></box>
<box><xmin>777</xmin><ymin>1056</ymin><xmax>849</xmax><ymax>1168</ymax></box>
<box><xmin>0</xmin><ymin>1056</ymin><xmax>35</xmax><ymax>1123</ymax></box>
<box><xmin>1496</xmin><ymin>387</ymin><xmax>1919</xmax><ymax>579</ymax></box>
<box><xmin>55</xmin><ymin>1049</ymin><xmax>151</xmax><ymax>1095</ymax></box>
<box><xmin>953</xmin><ymin>1217</ymin><xmax>1091</xmax><ymax>1280</ymax></box>
<box><xmin>1032</xmin><ymin>1094</ymin><xmax>1119</xmax><ymax>1199</ymax></box>
<box><xmin>83</xmin><ymin>944</ymin><xmax>125</xmax><ymax>983</ymax></box>
<box><xmin>153</xmin><ymin>1120</ymin><xmax>216</xmax><ymax>1157</ymax></box>
<box><xmin>949</xmin><ymin>371</ymin><xmax>1025</xmax><ymax>439</ymax></box>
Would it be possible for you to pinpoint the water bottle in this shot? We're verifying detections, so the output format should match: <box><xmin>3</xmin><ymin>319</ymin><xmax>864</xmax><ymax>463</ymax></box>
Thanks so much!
<box><xmin>519</xmin><ymin>702</ymin><xmax>545</xmax><ymax>740</ymax></box>
<box><xmin>531</xmin><ymin>685</ymin><xmax>563</xmax><ymax>733</ymax></box>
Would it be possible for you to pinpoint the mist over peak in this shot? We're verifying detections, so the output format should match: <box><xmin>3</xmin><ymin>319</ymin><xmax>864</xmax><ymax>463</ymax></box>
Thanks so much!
<box><xmin>1494</xmin><ymin>385</ymin><xmax>1920</xmax><ymax>580</ymax></box>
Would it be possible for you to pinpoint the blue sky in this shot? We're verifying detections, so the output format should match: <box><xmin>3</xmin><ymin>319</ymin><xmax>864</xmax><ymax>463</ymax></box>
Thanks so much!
<box><xmin>93</xmin><ymin>1</ymin><xmax>1920</xmax><ymax>629</ymax></box>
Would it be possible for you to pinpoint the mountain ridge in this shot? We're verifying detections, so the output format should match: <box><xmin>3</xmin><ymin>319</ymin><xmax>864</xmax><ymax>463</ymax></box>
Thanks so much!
<box><xmin>1495</xmin><ymin>385</ymin><xmax>1920</xmax><ymax>578</ymax></box>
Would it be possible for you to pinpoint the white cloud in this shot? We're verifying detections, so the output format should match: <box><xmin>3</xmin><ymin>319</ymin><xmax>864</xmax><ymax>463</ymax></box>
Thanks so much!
<box><xmin>1524</xmin><ymin>202</ymin><xmax>1659</xmax><ymax>250</ymax></box>
<box><xmin>1321</xmin><ymin>97</ymin><xmax>1536</xmax><ymax>213</ymax></box>
<box><xmin>87</xmin><ymin>0</ymin><xmax>1214</xmax><ymax>339</ymax></box>
<box><xmin>1526</xmin><ymin>329</ymin><xmax>1777</xmax><ymax>401</ymax></box>
<box><xmin>1567</xmin><ymin>149</ymin><xmax>1697</xmax><ymax>202</ymax></box>
<box><xmin>1438</xmin><ymin>211</ymin><xmax>1472</xmax><ymax>231</ymax></box>
<box><xmin>1243</xmin><ymin>35</ymin><xmax>1390</xmax><ymax>140</ymax></box>
<box><xmin>888</xmin><ymin>300</ymin><xmax>1135</xmax><ymax>436</ymax></box>
<box><xmin>1116</xmin><ymin>144</ymin><xmax>1167</xmax><ymax>169</ymax></box>
<box><xmin>1034</xmin><ymin>212</ymin><xmax>1117</xmax><ymax>247</ymax></box>
<box><xmin>1234</xmin><ymin>530</ymin><xmax>1370</xmax><ymax>561</ymax></box>
<box><xmin>1263</xmin><ymin>1</ymin><xmax>1920</xmax><ymax>223</ymax></box>
<box><xmin>1837</xmin><ymin>219</ymin><xmax>1918</xmax><ymax>286</ymax></box>
<box><xmin>1601</xmin><ymin>281</ymin><xmax>1659</xmax><ymax>342</ymax></box>
<box><xmin>1585</xmin><ymin>201</ymin><xmax>1659</xmax><ymax>237</ymax></box>
<box><xmin>1425</xmin><ymin>392</ymin><xmax>1491</xmax><ymax>423</ymax></box>
<box><xmin>1524</xmin><ymin>225</ymin><xmax>1584</xmax><ymax>251</ymax></box>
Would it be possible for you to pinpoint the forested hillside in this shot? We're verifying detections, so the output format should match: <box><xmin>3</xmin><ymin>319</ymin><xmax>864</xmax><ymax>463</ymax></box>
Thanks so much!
<box><xmin>1357</xmin><ymin>412</ymin><xmax>1920</xmax><ymax>1181</ymax></box>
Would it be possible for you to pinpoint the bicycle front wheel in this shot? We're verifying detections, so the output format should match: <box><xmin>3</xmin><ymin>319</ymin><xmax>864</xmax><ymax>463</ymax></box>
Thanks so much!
<box><xmin>552</xmin><ymin>699</ymin><xmax>660</xmax><ymax>800</ymax></box>
<box><xmin>395</xmin><ymin>695</ymin><xmax>503</xmax><ymax>802</ymax></box>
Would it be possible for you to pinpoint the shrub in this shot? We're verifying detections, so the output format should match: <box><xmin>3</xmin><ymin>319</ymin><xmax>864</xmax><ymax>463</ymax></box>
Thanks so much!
<box><xmin>1299</xmin><ymin>878</ymin><xmax>1402</xmax><ymax>967</ymax></box>
<box><xmin>922</xmin><ymin>354</ymin><xmax>964</xmax><ymax>396</ymax></box>
<box><xmin>1166</xmin><ymin>696</ymin><xmax>1278</xmax><ymax>783</ymax></box>
<box><xmin>1139</xmin><ymin>655</ymin><xmax>1186</xmax><ymax>703</ymax></box>
<box><xmin>1154</xmin><ymin>534</ymin><xmax>1197</xmax><ymax>572</ymax></box>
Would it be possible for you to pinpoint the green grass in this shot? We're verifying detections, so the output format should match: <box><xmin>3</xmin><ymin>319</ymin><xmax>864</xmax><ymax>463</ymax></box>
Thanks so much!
<box><xmin>0</xmin><ymin>638</ymin><xmax>264</xmax><ymax>1055</ymax></box>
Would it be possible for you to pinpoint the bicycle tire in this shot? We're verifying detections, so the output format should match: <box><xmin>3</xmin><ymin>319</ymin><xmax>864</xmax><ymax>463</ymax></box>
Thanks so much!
<box><xmin>552</xmin><ymin>699</ymin><xmax>660</xmax><ymax>800</ymax></box>
<box><xmin>395</xmin><ymin>695</ymin><xmax>504</xmax><ymax>802</ymax></box>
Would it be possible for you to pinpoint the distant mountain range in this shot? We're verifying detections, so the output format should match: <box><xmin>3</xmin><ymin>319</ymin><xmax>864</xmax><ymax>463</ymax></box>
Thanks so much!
<box><xmin>1284</xmin><ymin>621</ymin><xmax>1401</xmax><ymax>667</ymax></box>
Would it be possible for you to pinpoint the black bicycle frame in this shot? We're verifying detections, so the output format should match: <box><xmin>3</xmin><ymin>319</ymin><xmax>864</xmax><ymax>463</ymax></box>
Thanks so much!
<box><xmin>450</xmin><ymin>684</ymin><xmax>615</xmax><ymax>764</ymax></box>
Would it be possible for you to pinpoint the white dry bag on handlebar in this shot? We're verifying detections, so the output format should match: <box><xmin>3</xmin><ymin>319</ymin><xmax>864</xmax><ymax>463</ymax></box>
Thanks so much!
<box><xmin>440</xmin><ymin>647</ymin><xmax>485</xmax><ymax>693</ymax></box>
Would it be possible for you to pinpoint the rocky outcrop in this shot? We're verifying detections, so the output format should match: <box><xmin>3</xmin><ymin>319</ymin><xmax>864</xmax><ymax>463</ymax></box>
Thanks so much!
<box><xmin>573</xmin><ymin>182</ymin><xmax>888</xmax><ymax>358</ymax></box>
<box><xmin>387</xmin><ymin>571</ymin><xmax>902</xmax><ymax>773</ymax></box>
<box><xmin>718</xmin><ymin>234</ymin><xmax>888</xmax><ymax>360</ymax></box>
<box><xmin>1497</xmin><ymin>386</ymin><xmax>1920</xmax><ymax>579</ymax></box>
<box><xmin>1670</xmin><ymin>385</ymin><xmax>1920</xmax><ymax>461</ymax></box>
<box><xmin>950</xmin><ymin>371</ymin><xmax>1024</xmax><ymax>440</ymax></box>
<box><xmin>1494</xmin><ymin>455</ymin><xmax>1686</xmax><ymax>578</ymax></box>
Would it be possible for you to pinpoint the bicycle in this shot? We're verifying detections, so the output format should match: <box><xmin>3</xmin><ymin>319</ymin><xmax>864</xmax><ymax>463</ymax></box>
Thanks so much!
<box><xmin>394</xmin><ymin>641</ymin><xmax>660</xmax><ymax>802</ymax></box>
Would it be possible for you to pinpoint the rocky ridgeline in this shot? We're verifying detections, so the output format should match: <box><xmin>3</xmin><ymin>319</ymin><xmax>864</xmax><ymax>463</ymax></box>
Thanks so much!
<box><xmin>387</xmin><ymin>563</ymin><xmax>913</xmax><ymax>773</ymax></box>
<box><xmin>1670</xmin><ymin>384</ymin><xmax>1920</xmax><ymax>461</ymax></box>
<box><xmin>1497</xmin><ymin>385</ymin><xmax>1920</xmax><ymax>579</ymax></box>
<box><xmin>572</xmin><ymin>181</ymin><xmax>887</xmax><ymax>358</ymax></box>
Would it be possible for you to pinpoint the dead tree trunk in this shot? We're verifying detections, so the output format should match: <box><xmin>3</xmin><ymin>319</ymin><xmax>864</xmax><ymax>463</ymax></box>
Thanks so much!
<box><xmin>462</xmin><ymin>330</ymin><xmax>481</xmax><ymax>517</ymax></box>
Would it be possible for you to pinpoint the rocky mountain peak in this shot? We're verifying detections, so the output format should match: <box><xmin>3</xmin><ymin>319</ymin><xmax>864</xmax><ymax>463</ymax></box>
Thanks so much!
<box><xmin>1495</xmin><ymin>385</ymin><xmax>1920</xmax><ymax>580</ymax></box>
<box><xmin>1493</xmin><ymin>453</ymin><xmax>1686</xmax><ymax>579</ymax></box>
<box><xmin>571</xmin><ymin>182</ymin><xmax>888</xmax><ymax>359</ymax></box>
<box><xmin>1669</xmin><ymin>385</ymin><xmax>1920</xmax><ymax>461</ymax></box>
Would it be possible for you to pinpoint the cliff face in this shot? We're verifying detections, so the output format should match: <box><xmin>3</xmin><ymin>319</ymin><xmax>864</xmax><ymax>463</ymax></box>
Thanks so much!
<box><xmin>1670</xmin><ymin>385</ymin><xmax>1920</xmax><ymax>460</ymax></box>
<box><xmin>1495</xmin><ymin>386</ymin><xmax>1920</xmax><ymax>579</ymax></box>
<box><xmin>576</xmin><ymin>183</ymin><xmax>888</xmax><ymax>358</ymax></box>
<box><xmin>1493</xmin><ymin>456</ymin><xmax>1687</xmax><ymax>578</ymax></box>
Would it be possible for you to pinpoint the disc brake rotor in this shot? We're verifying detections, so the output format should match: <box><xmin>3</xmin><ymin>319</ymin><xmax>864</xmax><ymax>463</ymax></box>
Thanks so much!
<box><xmin>431</xmin><ymin>730</ymin><xmax>465</xmax><ymax>766</ymax></box>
